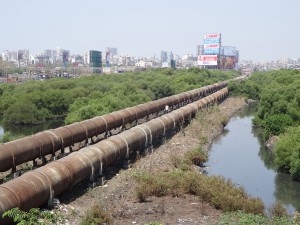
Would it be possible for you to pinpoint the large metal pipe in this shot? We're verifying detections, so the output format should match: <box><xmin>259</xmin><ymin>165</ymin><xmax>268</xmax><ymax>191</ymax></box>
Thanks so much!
<box><xmin>0</xmin><ymin>87</ymin><xmax>228</xmax><ymax>224</ymax></box>
<box><xmin>0</xmin><ymin>81</ymin><xmax>230</xmax><ymax>173</ymax></box>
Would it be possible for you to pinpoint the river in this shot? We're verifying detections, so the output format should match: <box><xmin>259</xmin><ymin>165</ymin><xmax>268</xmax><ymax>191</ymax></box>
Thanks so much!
<box><xmin>207</xmin><ymin>105</ymin><xmax>300</xmax><ymax>213</ymax></box>
<box><xmin>0</xmin><ymin>118</ymin><xmax>64</xmax><ymax>139</ymax></box>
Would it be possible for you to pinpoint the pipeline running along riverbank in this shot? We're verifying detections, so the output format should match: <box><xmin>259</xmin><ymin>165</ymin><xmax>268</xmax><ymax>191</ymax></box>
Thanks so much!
<box><xmin>0</xmin><ymin>87</ymin><xmax>229</xmax><ymax>225</ymax></box>
<box><xmin>0</xmin><ymin>81</ymin><xmax>228</xmax><ymax>174</ymax></box>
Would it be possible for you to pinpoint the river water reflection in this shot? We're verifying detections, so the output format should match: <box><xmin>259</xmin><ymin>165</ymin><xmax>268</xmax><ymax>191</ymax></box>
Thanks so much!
<box><xmin>207</xmin><ymin>105</ymin><xmax>300</xmax><ymax>213</ymax></box>
<box><xmin>0</xmin><ymin>118</ymin><xmax>64</xmax><ymax>139</ymax></box>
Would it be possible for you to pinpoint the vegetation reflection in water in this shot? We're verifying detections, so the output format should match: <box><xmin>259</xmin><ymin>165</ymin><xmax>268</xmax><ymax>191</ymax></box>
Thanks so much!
<box><xmin>0</xmin><ymin>118</ymin><xmax>64</xmax><ymax>141</ymax></box>
<box><xmin>207</xmin><ymin>105</ymin><xmax>300</xmax><ymax>213</ymax></box>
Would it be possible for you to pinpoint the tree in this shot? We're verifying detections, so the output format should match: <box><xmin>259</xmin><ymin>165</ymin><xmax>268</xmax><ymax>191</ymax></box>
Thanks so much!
<box><xmin>4</xmin><ymin>99</ymin><xmax>48</xmax><ymax>124</ymax></box>
<box><xmin>263</xmin><ymin>114</ymin><xmax>293</xmax><ymax>139</ymax></box>
<box><xmin>275</xmin><ymin>126</ymin><xmax>300</xmax><ymax>179</ymax></box>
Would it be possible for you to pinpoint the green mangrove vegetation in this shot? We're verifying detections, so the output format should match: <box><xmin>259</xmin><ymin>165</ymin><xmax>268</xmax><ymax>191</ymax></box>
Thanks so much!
<box><xmin>0</xmin><ymin>68</ymin><xmax>238</xmax><ymax>125</ymax></box>
<box><xmin>229</xmin><ymin>69</ymin><xmax>300</xmax><ymax>179</ymax></box>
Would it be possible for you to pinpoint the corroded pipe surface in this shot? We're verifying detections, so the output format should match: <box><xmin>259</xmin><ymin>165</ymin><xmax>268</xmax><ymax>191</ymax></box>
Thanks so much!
<box><xmin>0</xmin><ymin>87</ymin><xmax>228</xmax><ymax>225</ymax></box>
<box><xmin>0</xmin><ymin>80</ymin><xmax>231</xmax><ymax>173</ymax></box>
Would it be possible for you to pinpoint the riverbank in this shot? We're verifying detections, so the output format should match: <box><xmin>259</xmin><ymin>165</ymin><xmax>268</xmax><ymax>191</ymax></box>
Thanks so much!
<box><xmin>50</xmin><ymin>97</ymin><xmax>247</xmax><ymax>225</ymax></box>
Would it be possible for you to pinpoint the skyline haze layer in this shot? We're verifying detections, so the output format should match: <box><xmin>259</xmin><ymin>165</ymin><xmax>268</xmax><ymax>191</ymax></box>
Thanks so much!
<box><xmin>1</xmin><ymin>0</ymin><xmax>299</xmax><ymax>62</ymax></box>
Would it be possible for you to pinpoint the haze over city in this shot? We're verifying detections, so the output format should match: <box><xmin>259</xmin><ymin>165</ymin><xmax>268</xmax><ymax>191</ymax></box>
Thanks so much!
<box><xmin>1</xmin><ymin>0</ymin><xmax>300</xmax><ymax>61</ymax></box>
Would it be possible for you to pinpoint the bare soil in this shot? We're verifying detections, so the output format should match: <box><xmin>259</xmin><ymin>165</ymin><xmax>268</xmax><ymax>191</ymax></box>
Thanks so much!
<box><xmin>46</xmin><ymin>97</ymin><xmax>247</xmax><ymax>224</ymax></box>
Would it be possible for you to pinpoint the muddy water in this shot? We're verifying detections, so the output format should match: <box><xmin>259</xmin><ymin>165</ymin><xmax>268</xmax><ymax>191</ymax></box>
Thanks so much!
<box><xmin>207</xmin><ymin>105</ymin><xmax>300</xmax><ymax>213</ymax></box>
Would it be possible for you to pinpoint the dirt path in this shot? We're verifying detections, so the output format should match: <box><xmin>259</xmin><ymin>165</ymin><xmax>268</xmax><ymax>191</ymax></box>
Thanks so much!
<box><xmin>53</xmin><ymin>97</ymin><xmax>247</xmax><ymax>225</ymax></box>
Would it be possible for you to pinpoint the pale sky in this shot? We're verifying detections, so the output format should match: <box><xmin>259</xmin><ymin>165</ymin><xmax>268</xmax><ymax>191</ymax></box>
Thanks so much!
<box><xmin>1</xmin><ymin>0</ymin><xmax>299</xmax><ymax>61</ymax></box>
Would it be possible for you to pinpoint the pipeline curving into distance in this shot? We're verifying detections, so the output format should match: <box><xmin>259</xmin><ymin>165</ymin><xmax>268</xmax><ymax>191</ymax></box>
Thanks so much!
<box><xmin>0</xmin><ymin>87</ymin><xmax>228</xmax><ymax>225</ymax></box>
<box><xmin>0</xmin><ymin>81</ymin><xmax>228</xmax><ymax>173</ymax></box>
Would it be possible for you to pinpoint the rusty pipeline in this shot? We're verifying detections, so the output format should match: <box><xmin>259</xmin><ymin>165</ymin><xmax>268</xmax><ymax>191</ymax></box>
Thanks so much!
<box><xmin>0</xmin><ymin>87</ymin><xmax>228</xmax><ymax>224</ymax></box>
<box><xmin>0</xmin><ymin>81</ymin><xmax>230</xmax><ymax>173</ymax></box>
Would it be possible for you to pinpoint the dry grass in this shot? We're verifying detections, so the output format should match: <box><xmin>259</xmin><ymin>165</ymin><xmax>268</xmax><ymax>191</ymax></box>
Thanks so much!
<box><xmin>186</xmin><ymin>106</ymin><xmax>230</xmax><ymax>154</ymax></box>
<box><xmin>134</xmin><ymin>170</ymin><xmax>264</xmax><ymax>215</ymax></box>
<box><xmin>184</xmin><ymin>146</ymin><xmax>208</xmax><ymax>166</ymax></box>
<box><xmin>80</xmin><ymin>203</ymin><xmax>113</xmax><ymax>225</ymax></box>
<box><xmin>268</xmin><ymin>201</ymin><xmax>289</xmax><ymax>218</ymax></box>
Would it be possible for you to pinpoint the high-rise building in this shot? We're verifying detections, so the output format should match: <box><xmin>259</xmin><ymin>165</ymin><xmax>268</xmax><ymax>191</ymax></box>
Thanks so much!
<box><xmin>1</xmin><ymin>50</ymin><xmax>29</xmax><ymax>66</ymax></box>
<box><xmin>161</xmin><ymin>51</ymin><xmax>168</xmax><ymax>64</ymax></box>
<box><xmin>17</xmin><ymin>50</ymin><xmax>29</xmax><ymax>66</ymax></box>
<box><xmin>105</xmin><ymin>48</ymin><xmax>118</xmax><ymax>67</ymax></box>
<box><xmin>1</xmin><ymin>50</ymin><xmax>18</xmax><ymax>62</ymax></box>
<box><xmin>169</xmin><ymin>51</ymin><xmax>176</xmax><ymax>69</ymax></box>
<box><xmin>196</xmin><ymin>45</ymin><xmax>204</xmax><ymax>56</ymax></box>
<box><xmin>169</xmin><ymin>51</ymin><xmax>174</xmax><ymax>61</ymax></box>
<box><xmin>56</xmin><ymin>48</ymin><xmax>69</xmax><ymax>62</ymax></box>
<box><xmin>84</xmin><ymin>50</ymin><xmax>102</xmax><ymax>73</ymax></box>
<box><xmin>44</xmin><ymin>50</ymin><xmax>57</xmax><ymax>63</ymax></box>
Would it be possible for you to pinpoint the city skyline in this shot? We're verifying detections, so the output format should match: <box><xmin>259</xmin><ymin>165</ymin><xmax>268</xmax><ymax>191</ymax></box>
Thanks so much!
<box><xmin>1</xmin><ymin>0</ymin><xmax>299</xmax><ymax>61</ymax></box>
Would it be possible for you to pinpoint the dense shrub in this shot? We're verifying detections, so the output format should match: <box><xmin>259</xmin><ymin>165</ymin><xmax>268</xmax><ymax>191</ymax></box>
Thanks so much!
<box><xmin>0</xmin><ymin>69</ymin><xmax>239</xmax><ymax>124</ymax></box>
<box><xmin>275</xmin><ymin>126</ymin><xmax>300</xmax><ymax>179</ymax></box>
<box><xmin>263</xmin><ymin>114</ymin><xmax>293</xmax><ymax>139</ymax></box>
<box><xmin>228</xmin><ymin>79</ymin><xmax>261</xmax><ymax>100</ymax></box>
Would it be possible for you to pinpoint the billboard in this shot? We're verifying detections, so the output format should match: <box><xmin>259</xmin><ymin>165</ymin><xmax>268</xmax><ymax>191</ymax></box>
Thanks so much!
<box><xmin>219</xmin><ymin>56</ymin><xmax>238</xmax><ymax>70</ymax></box>
<box><xmin>204</xmin><ymin>44</ymin><xmax>220</xmax><ymax>54</ymax></box>
<box><xmin>198</xmin><ymin>55</ymin><xmax>218</xmax><ymax>66</ymax></box>
<box><xmin>204</xmin><ymin>44</ymin><xmax>220</xmax><ymax>49</ymax></box>
<box><xmin>204</xmin><ymin>33</ymin><xmax>221</xmax><ymax>39</ymax></box>
<box><xmin>204</xmin><ymin>49</ymin><xmax>220</xmax><ymax>54</ymax></box>
<box><xmin>204</xmin><ymin>38</ymin><xmax>220</xmax><ymax>44</ymax></box>
<box><xmin>203</xmin><ymin>34</ymin><xmax>221</xmax><ymax>55</ymax></box>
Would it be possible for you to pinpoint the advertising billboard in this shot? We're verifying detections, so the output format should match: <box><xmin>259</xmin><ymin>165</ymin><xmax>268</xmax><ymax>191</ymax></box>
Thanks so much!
<box><xmin>203</xmin><ymin>34</ymin><xmax>221</xmax><ymax>55</ymax></box>
<box><xmin>204</xmin><ymin>49</ymin><xmax>220</xmax><ymax>54</ymax></box>
<box><xmin>204</xmin><ymin>38</ymin><xmax>220</xmax><ymax>44</ymax></box>
<box><xmin>204</xmin><ymin>44</ymin><xmax>220</xmax><ymax>54</ymax></box>
<box><xmin>204</xmin><ymin>44</ymin><xmax>220</xmax><ymax>49</ymax></box>
<box><xmin>204</xmin><ymin>33</ymin><xmax>221</xmax><ymax>39</ymax></box>
<box><xmin>219</xmin><ymin>56</ymin><xmax>238</xmax><ymax>70</ymax></box>
<box><xmin>198</xmin><ymin>55</ymin><xmax>218</xmax><ymax>66</ymax></box>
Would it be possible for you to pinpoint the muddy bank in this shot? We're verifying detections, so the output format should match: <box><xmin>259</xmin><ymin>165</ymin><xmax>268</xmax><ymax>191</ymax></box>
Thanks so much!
<box><xmin>265</xmin><ymin>135</ymin><xmax>279</xmax><ymax>153</ymax></box>
<box><xmin>47</xmin><ymin>97</ymin><xmax>247</xmax><ymax>225</ymax></box>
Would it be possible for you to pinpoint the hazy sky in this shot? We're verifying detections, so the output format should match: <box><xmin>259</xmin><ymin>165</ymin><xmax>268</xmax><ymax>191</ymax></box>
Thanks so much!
<box><xmin>1</xmin><ymin>0</ymin><xmax>299</xmax><ymax>61</ymax></box>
